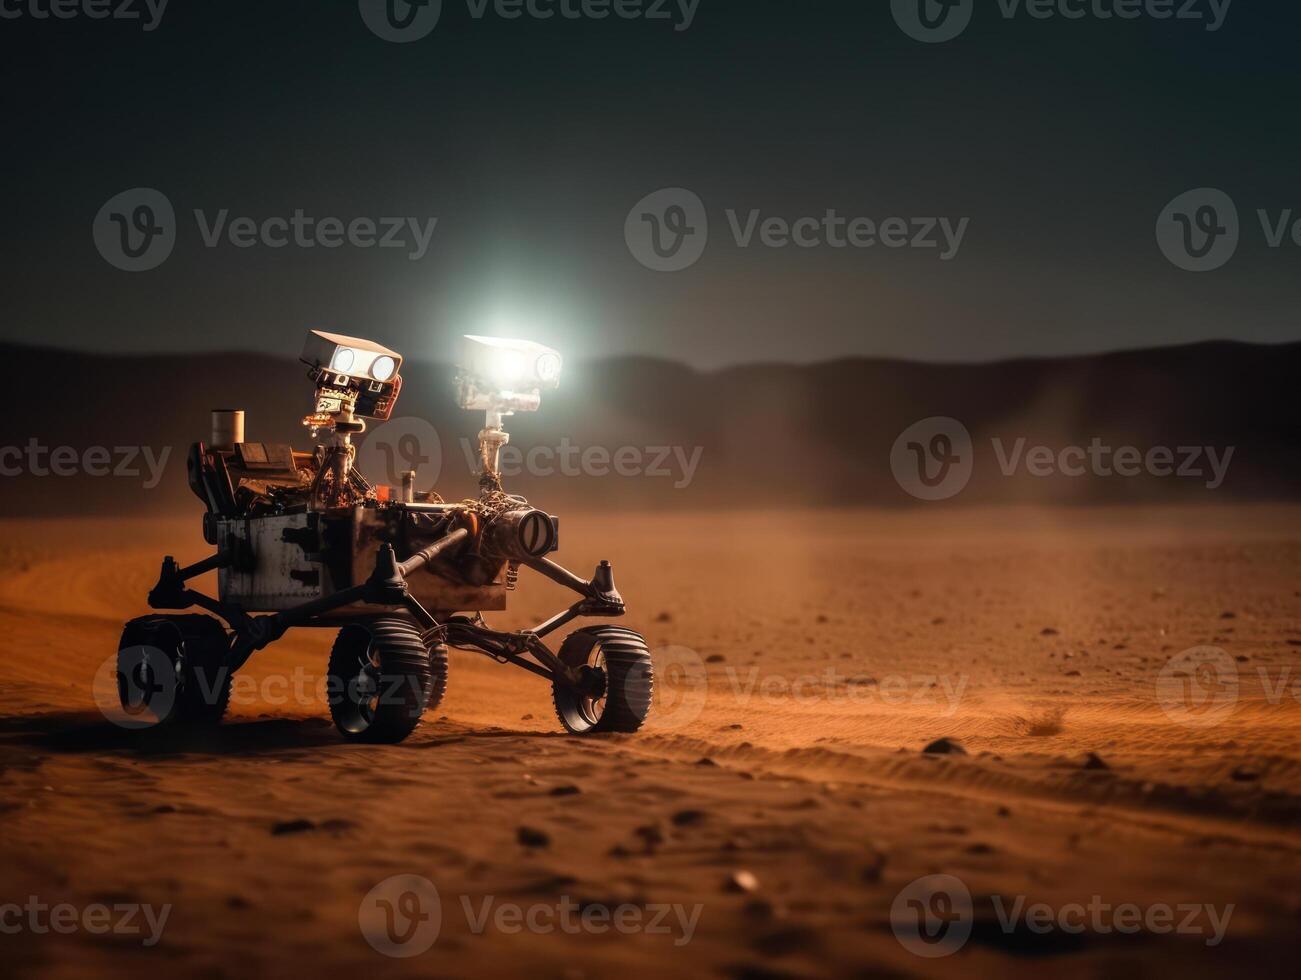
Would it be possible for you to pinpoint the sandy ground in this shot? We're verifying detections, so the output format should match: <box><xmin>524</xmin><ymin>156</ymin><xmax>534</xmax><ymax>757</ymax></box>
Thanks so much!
<box><xmin>0</xmin><ymin>505</ymin><xmax>1299</xmax><ymax>979</ymax></box>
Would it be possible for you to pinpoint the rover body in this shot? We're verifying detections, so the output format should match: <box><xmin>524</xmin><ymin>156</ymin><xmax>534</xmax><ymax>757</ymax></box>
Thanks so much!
<box><xmin>114</xmin><ymin>331</ymin><xmax>654</xmax><ymax>743</ymax></box>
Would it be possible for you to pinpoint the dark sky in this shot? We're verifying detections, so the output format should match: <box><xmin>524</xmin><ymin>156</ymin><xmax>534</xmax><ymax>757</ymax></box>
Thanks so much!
<box><xmin>1</xmin><ymin>0</ymin><xmax>1298</xmax><ymax>368</ymax></box>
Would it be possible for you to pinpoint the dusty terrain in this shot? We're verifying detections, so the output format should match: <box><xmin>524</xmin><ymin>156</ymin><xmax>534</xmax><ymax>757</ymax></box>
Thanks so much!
<box><xmin>1</xmin><ymin>506</ymin><xmax>1299</xmax><ymax>978</ymax></box>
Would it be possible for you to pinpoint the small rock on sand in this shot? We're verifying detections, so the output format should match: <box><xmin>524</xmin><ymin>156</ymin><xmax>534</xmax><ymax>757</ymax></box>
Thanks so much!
<box><xmin>725</xmin><ymin>870</ymin><xmax>760</xmax><ymax>893</ymax></box>
<box><xmin>1082</xmin><ymin>752</ymin><xmax>1109</xmax><ymax>770</ymax></box>
<box><xmin>922</xmin><ymin>738</ymin><xmax>966</xmax><ymax>756</ymax></box>
<box><xmin>271</xmin><ymin>819</ymin><xmax>316</xmax><ymax>836</ymax></box>
<box><xmin>517</xmin><ymin>826</ymin><xmax>550</xmax><ymax>848</ymax></box>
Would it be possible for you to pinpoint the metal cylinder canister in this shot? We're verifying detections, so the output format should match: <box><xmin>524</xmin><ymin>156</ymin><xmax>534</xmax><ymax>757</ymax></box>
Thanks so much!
<box><xmin>211</xmin><ymin>409</ymin><xmax>245</xmax><ymax>450</ymax></box>
<box><xmin>483</xmin><ymin>508</ymin><xmax>559</xmax><ymax>561</ymax></box>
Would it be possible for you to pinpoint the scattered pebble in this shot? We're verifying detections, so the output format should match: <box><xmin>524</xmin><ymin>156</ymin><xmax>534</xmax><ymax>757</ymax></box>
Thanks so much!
<box><xmin>672</xmin><ymin>809</ymin><xmax>707</xmax><ymax>827</ymax></box>
<box><xmin>271</xmin><ymin>819</ymin><xmax>316</xmax><ymax>836</ymax></box>
<box><xmin>634</xmin><ymin>824</ymin><xmax>664</xmax><ymax>852</ymax></box>
<box><xmin>922</xmin><ymin>738</ymin><xmax>966</xmax><ymax>756</ymax></box>
<box><xmin>517</xmin><ymin>826</ymin><xmax>550</xmax><ymax>848</ymax></box>
<box><xmin>725</xmin><ymin>870</ymin><xmax>760</xmax><ymax>893</ymax></box>
<box><xmin>549</xmin><ymin>784</ymin><xmax>582</xmax><ymax>797</ymax></box>
<box><xmin>1082</xmin><ymin>752</ymin><xmax>1109</xmax><ymax>771</ymax></box>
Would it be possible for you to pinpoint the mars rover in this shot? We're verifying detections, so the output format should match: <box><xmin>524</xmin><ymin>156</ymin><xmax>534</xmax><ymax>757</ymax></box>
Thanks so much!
<box><xmin>115</xmin><ymin>331</ymin><xmax>654</xmax><ymax>742</ymax></box>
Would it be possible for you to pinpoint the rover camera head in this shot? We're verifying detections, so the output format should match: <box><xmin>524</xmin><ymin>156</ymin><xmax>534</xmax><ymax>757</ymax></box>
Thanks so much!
<box><xmin>300</xmin><ymin>330</ymin><xmax>403</xmax><ymax>421</ymax></box>
<box><xmin>456</xmin><ymin>335</ymin><xmax>562</xmax><ymax>415</ymax></box>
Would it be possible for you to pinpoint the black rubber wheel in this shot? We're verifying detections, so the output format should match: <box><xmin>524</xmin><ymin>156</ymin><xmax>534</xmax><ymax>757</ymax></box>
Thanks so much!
<box><xmin>552</xmin><ymin>627</ymin><xmax>653</xmax><ymax>735</ymax></box>
<box><xmin>326</xmin><ymin>618</ymin><xmax>444</xmax><ymax>743</ymax></box>
<box><xmin>116</xmin><ymin>615</ymin><xmax>232</xmax><ymax>727</ymax></box>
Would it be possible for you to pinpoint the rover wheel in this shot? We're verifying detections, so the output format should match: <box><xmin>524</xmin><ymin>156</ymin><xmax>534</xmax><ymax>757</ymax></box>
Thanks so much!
<box><xmin>116</xmin><ymin>615</ymin><xmax>233</xmax><ymax>727</ymax></box>
<box><xmin>326</xmin><ymin>618</ymin><xmax>443</xmax><ymax>744</ymax></box>
<box><xmin>552</xmin><ymin>627</ymin><xmax>653</xmax><ymax>735</ymax></box>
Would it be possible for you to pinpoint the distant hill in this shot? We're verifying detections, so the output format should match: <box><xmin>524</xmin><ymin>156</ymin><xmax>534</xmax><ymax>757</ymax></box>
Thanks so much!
<box><xmin>0</xmin><ymin>340</ymin><xmax>1297</xmax><ymax>515</ymax></box>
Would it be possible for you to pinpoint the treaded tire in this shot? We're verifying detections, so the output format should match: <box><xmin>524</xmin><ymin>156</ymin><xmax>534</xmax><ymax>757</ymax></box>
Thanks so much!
<box><xmin>326</xmin><ymin>618</ymin><xmax>442</xmax><ymax>744</ymax></box>
<box><xmin>116</xmin><ymin>614</ymin><xmax>232</xmax><ymax>727</ymax></box>
<box><xmin>552</xmin><ymin>626</ymin><xmax>653</xmax><ymax>735</ymax></box>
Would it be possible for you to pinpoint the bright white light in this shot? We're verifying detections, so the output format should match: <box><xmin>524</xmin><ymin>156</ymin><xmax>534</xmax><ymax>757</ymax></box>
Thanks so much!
<box><xmin>489</xmin><ymin>349</ymin><xmax>528</xmax><ymax>385</ymax></box>
<box><xmin>371</xmin><ymin>355</ymin><xmax>397</xmax><ymax>382</ymax></box>
<box><xmin>332</xmin><ymin>347</ymin><xmax>356</xmax><ymax>372</ymax></box>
